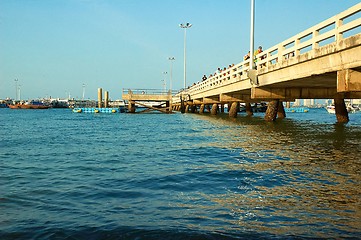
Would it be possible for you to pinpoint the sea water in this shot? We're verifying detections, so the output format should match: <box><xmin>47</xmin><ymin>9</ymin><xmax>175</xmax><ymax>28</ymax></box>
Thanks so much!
<box><xmin>0</xmin><ymin>108</ymin><xmax>360</xmax><ymax>239</ymax></box>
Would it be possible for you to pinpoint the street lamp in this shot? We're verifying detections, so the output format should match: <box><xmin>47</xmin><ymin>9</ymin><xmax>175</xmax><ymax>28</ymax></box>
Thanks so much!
<box><xmin>162</xmin><ymin>72</ymin><xmax>168</xmax><ymax>92</ymax></box>
<box><xmin>179</xmin><ymin>22</ymin><xmax>192</xmax><ymax>89</ymax></box>
<box><xmin>249</xmin><ymin>0</ymin><xmax>255</xmax><ymax>70</ymax></box>
<box><xmin>14</xmin><ymin>79</ymin><xmax>18</xmax><ymax>100</ymax></box>
<box><xmin>168</xmin><ymin>57</ymin><xmax>175</xmax><ymax>93</ymax></box>
<box><xmin>82</xmin><ymin>83</ymin><xmax>85</xmax><ymax>100</ymax></box>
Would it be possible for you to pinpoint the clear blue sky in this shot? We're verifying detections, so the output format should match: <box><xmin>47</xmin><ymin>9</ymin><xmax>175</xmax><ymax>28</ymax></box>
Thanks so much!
<box><xmin>1</xmin><ymin>0</ymin><xmax>360</xmax><ymax>100</ymax></box>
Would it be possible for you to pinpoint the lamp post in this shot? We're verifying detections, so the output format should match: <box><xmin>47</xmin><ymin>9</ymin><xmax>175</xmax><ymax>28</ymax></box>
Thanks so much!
<box><xmin>249</xmin><ymin>0</ymin><xmax>255</xmax><ymax>70</ymax></box>
<box><xmin>14</xmin><ymin>79</ymin><xmax>18</xmax><ymax>100</ymax></box>
<box><xmin>82</xmin><ymin>83</ymin><xmax>85</xmax><ymax>100</ymax></box>
<box><xmin>179</xmin><ymin>22</ymin><xmax>192</xmax><ymax>89</ymax></box>
<box><xmin>168</xmin><ymin>57</ymin><xmax>175</xmax><ymax>93</ymax></box>
<box><xmin>162</xmin><ymin>71</ymin><xmax>167</xmax><ymax>92</ymax></box>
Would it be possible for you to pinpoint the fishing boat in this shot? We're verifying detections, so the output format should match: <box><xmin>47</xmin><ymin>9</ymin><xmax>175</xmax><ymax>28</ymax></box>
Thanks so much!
<box><xmin>8</xmin><ymin>100</ymin><xmax>51</xmax><ymax>109</ymax></box>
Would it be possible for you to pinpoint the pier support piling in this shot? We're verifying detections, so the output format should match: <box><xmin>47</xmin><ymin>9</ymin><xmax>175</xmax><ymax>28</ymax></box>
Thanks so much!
<box><xmin>211</xmin><ymin>103</ymin><xmax>218</xmax><ymax>115</ymax></box>
<box><xmin>277</xmin><ymin>101</ymin><xmax>286</xmax><ymax>119</ymax></box>
<box><xmin>98</xmin><ymin>88</ymin><xmax>103</xmax><ymax>108</ymax></box>
<box><xmin>334</xmin><ymin>98</ymin><xmax>349</xmax><ymax>123</ymax></box>
<box><xmin>199</xmin><ymin>104</ymin><xmax>205</xmax><ymax>114</ymax></box>
<box><xmin>264</xmin><ymin>100</ymin><xmax>279</xmax><ymax>122</ymax></box>
<box><xmin>245</xmin><ymin>102</ymin><xmax>253</xmax><ymax>116</ymax></box>
<box><xmin>229</xmin><ymin>102</ymin><xmax>238</xmax><ymax>118</ymax></box>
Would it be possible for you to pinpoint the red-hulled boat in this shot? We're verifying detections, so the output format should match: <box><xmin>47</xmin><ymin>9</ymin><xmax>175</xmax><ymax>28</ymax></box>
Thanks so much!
<box><xmin>8</xmin><ymin>101</ymin><xmax>51</xmax><ymax>109</ymax></box>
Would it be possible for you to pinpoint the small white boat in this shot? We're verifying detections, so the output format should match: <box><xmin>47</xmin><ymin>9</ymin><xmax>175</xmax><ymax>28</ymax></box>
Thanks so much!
<box><xmin>325</xmin><ymin>104</ymin><xmax>359</xmax><ymax>114</ymax></box>
<box><xmin>326</xmin><ymin>105</ymin><xmax>335</xmax><ymax>114</ymax></box>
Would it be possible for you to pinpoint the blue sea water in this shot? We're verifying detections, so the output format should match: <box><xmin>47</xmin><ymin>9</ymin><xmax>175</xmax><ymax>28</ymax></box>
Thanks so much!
<box><xmin>0</xmin><ymin>108</ymin><xmax>360</xmax><ymax>239</ymax></box>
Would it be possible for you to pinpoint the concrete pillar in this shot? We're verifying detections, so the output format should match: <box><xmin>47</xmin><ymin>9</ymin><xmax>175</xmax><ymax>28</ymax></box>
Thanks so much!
<box><xmin>128</xmin><ymin>101</ymin><xmax>136</xmax><ymax>113</ymax></box>
<box><xmin>185</xmin><ymin>105</ymin><xmax>189</xmax><ymax>113</ymax></box>
<box><xmin>199</xmin><ymin>104</ymin><xmax>205</xmax><ymax>114</ymax></box>
<box><xmin>334</xmin><ymin>98</ymin><xmax>349</xmax><ymax>123</ymax></box>
<box><xmin>98</xmin><ymin>88</ymin><xmax>102</xmax><ymax>108</ymax></box>
<box><xmin>264</xmin><ymin>100</ymin><xmax>279</xmax><ymax>121</ymax></box>
<box><xmin>229</xmin><ymin>102</ymin><xmax>238</xmax><ymax>118</ymax></box>
<box><xmin>166</xmin><ymin>101</ymin><xmax>170</xmax><ymax>113</ymax></box>
<box><xmin>211</xmin><ymin>103</ymin><xmax>218</xmax><ymax>115</ymax></box>
<box><xmin>286</xmin><ymin>101</ymin><xmax>291</xmax><ymax>108</ymax></box>
<box><xmin>190</xmin><ymin>105</ymin><xmax>197</xmax><ymax>113</ymax></box>
<box><xmin>245</xmin><ymin>102</ymin><xmax>253</xmax><ymax>116</ymax></box>
<box><xmin>181</xmin><ymin>99</ymin><xmax>185</xmax><ymax>113</ymax></box>
<box><xmin>277</xmin><ymin>101</ymin><xmax>286</xmax><ymax>119</ymax></box>
<box><xmin>104</xmin><ymin>91</ymin><xmax>109</xmax><ymax>108</ymax></box>
<box><xmin>220</xmin><ymin>104</ymin><xmax>224</xmax><ymax>113</ymax></box>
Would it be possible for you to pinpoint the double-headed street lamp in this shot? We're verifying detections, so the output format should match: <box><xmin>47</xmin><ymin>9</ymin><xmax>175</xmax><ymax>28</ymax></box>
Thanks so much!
<box><xmin>179</xmin><ymin>22</ymin><xmax>192</xmax><ymax>89</ymax></box>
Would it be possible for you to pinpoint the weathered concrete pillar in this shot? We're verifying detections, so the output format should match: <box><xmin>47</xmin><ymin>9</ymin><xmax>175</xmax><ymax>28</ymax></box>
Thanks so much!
<box><xmin>334</xmin><ymin>98</ymin><xmax>349</xmax><ymax>123</ymax></box>
<box><xmin>128</xmin><ymin>101</ymin><xmax>136</xmax><ymax>113</ymax></box>
<box><xmin>98</xmin><ymin>88</ymin><xmax>102</xmax><ymax>108</ymax></box>
<box><xmin>277</xmin><ymin>101</ymin><xmax>286</xmax><ymax>119</ymax></box>
<box><xmin>180</xmin><ymin>99</ymin><xmax>185</xmax><ymax>113</ymax></box>
<box><xmin>245</xmin><ymin>102</ymin><xmax>253</xmax><ymax>116</ymax></box>
<box><xmin>229</xmin><ymin>102</ymin><xmax>238</xmax><ymax>118</ymax></box>
<box><xmin>211</xmin><ymin>103</ymin><xmax>218</xmax><ymax>115</ymax></box>
<box><xmin>190</xmin><ymin>105</ymin><xmax>197</xmax><ymax>113</ymax></box>
<box><xmin>166</xmin><ymin>101</ymin><xmax>170</xmax><ymax>113</ymax></box>
<box><xmin>264</xmin><ymin>100</ymin><xmax>279</xmax><ymax>121</ymax></box>
<box><xmin>199</xmin><ymin>104</ymin><xmax>205</xmax><ymax>114</ymax></box>
<box><xmin>185</xmin><ymin>105</ymin><xmax>190</xmax><ymax>113</ymax></box>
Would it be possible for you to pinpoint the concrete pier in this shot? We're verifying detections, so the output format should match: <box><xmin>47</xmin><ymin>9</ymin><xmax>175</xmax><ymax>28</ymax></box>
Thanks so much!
<box><xmin>334</xmin><ymin>98</ymin><xmax>349</xmax><ymax>123</ymax></box>
<box><xmin>211</xmin><ymin>103</ymin><xmax>218</xmax><ymax>115</ymax></box>
<box><xmin>264</xmin><ymin>100</ymin><xmax>279</xmax><ymax>122</ymax></box>
<box><xmin>245</xmin><ymin>102</ymin><xmax>253</xmax><ymax>116</ymax></box>
<box><xmin>277</xmin><ymin>101</ymin><xmax>286</xmax><ymax>119</ymax></box>
<box><xmin>229</xmin><ymin>102</ymin><xmax>238</xmax><ymax>118</ymax></box>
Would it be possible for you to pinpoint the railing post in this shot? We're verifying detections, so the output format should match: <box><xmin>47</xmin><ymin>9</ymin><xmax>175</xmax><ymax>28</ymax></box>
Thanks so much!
<box><xmin>335</xmin><ymin>19</ymin><xmax>343</xmax><ymax>42</ymax></box>
<box><xmin>312</xmin><ymin>30</ymin><xmax>319</xmax><ymax>49</ymax></box>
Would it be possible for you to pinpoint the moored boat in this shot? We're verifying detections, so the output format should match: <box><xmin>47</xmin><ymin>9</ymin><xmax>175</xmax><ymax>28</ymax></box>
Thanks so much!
<box><xmin>8</xmin><ymin>101</ymin><xmax>51</xmax><ymax>109</ymax></box>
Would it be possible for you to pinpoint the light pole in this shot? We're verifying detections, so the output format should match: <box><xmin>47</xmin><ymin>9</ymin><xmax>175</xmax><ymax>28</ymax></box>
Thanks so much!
<box><xmin>249</xmin><ymin>0</ymin><xmax>255</xmax><ymax>70</ymax></box>
<box><xmin>162</xmin><ymin>71</ymin><xmax>167</xmax><ymax>92</ymax></box>
<box><xmin>82</xmin><ymin>83</ymin><xmax>85</xmax><ymax>100</ymax></box>
<box><xmin>179</xmin><ymin>22</ymin><xmax>192</xmax><ymax>89</ymax></box>
<box><xmin>18</xmin><ymin>84</ymin><xmax>21</xmax><ymax>100</ymax></box>
<box><xmin>168</xmin><ymin>57</ymin><xmax>175</xmax><ymax>93</ymax></box>
<box><xmin>14</xmin><ymin>79</ymin><xmax>18</xmax><ymax>100</ymax></box>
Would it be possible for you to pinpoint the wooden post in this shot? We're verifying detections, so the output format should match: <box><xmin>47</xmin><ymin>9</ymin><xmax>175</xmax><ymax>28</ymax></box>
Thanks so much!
<box><xmin>277</xmin><ymin>101</ymin><xmax>286</xmax><ymax>119</ymax></box>
<box><xmin>229</xmin><ymin>102</ymin><xmax>238</xmax><ymax>118</ymax></box>
<box><xmin>334</xmin><ymin>98</ymin><xmax>349</xmax><ymax>123</ymax></box>
<box><xmin>264</xmin><ymin>100</ymin><xmax>279</xmax><ymax>121</ymax></box>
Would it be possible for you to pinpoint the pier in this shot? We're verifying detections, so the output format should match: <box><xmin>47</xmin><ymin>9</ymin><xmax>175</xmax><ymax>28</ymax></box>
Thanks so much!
<box><xmin>122</xmin><ymin>89</ymin><xmax>174</xmax><ymax>113</ymax></box>
<box><xmin>172</xmin><ymin>3</ymin><xmax>361</xmax><ymax>123</ymax></box>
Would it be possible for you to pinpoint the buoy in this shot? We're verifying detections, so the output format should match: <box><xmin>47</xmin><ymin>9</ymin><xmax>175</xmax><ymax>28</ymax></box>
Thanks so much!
<box><xmin>95</xmin><ymin>109</ymin><xmax>99</xmax><ymax>113</ymax></box>
<box><xmin>77</xmin><ymin>109</ymin><xmax>82</xmax><ymax>113</ymax></box>
<box><xmin>112</xmin><ymin>109</ymin><xmax>116</xmax><ymax>113</ymax></box>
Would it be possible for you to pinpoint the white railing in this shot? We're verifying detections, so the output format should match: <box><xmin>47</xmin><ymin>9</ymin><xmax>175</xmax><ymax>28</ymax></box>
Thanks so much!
<box><xmin>182</xmin><ymin>2</ymin><xmax>361</xmax><ymax>98</ymax></box>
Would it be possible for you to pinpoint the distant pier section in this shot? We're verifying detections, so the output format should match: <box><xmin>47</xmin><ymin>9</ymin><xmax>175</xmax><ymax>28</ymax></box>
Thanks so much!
<box><xmin>122</xmin><ymin>89</ymin><xmax>174</xmax><ymax>113</ymax></box>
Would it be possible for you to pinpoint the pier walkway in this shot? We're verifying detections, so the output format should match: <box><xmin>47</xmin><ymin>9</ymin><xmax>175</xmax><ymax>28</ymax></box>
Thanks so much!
<box><xmin>173</xmin><ymin>3</ymin><xmax>361</xmax><ymax>122</ymax></box>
